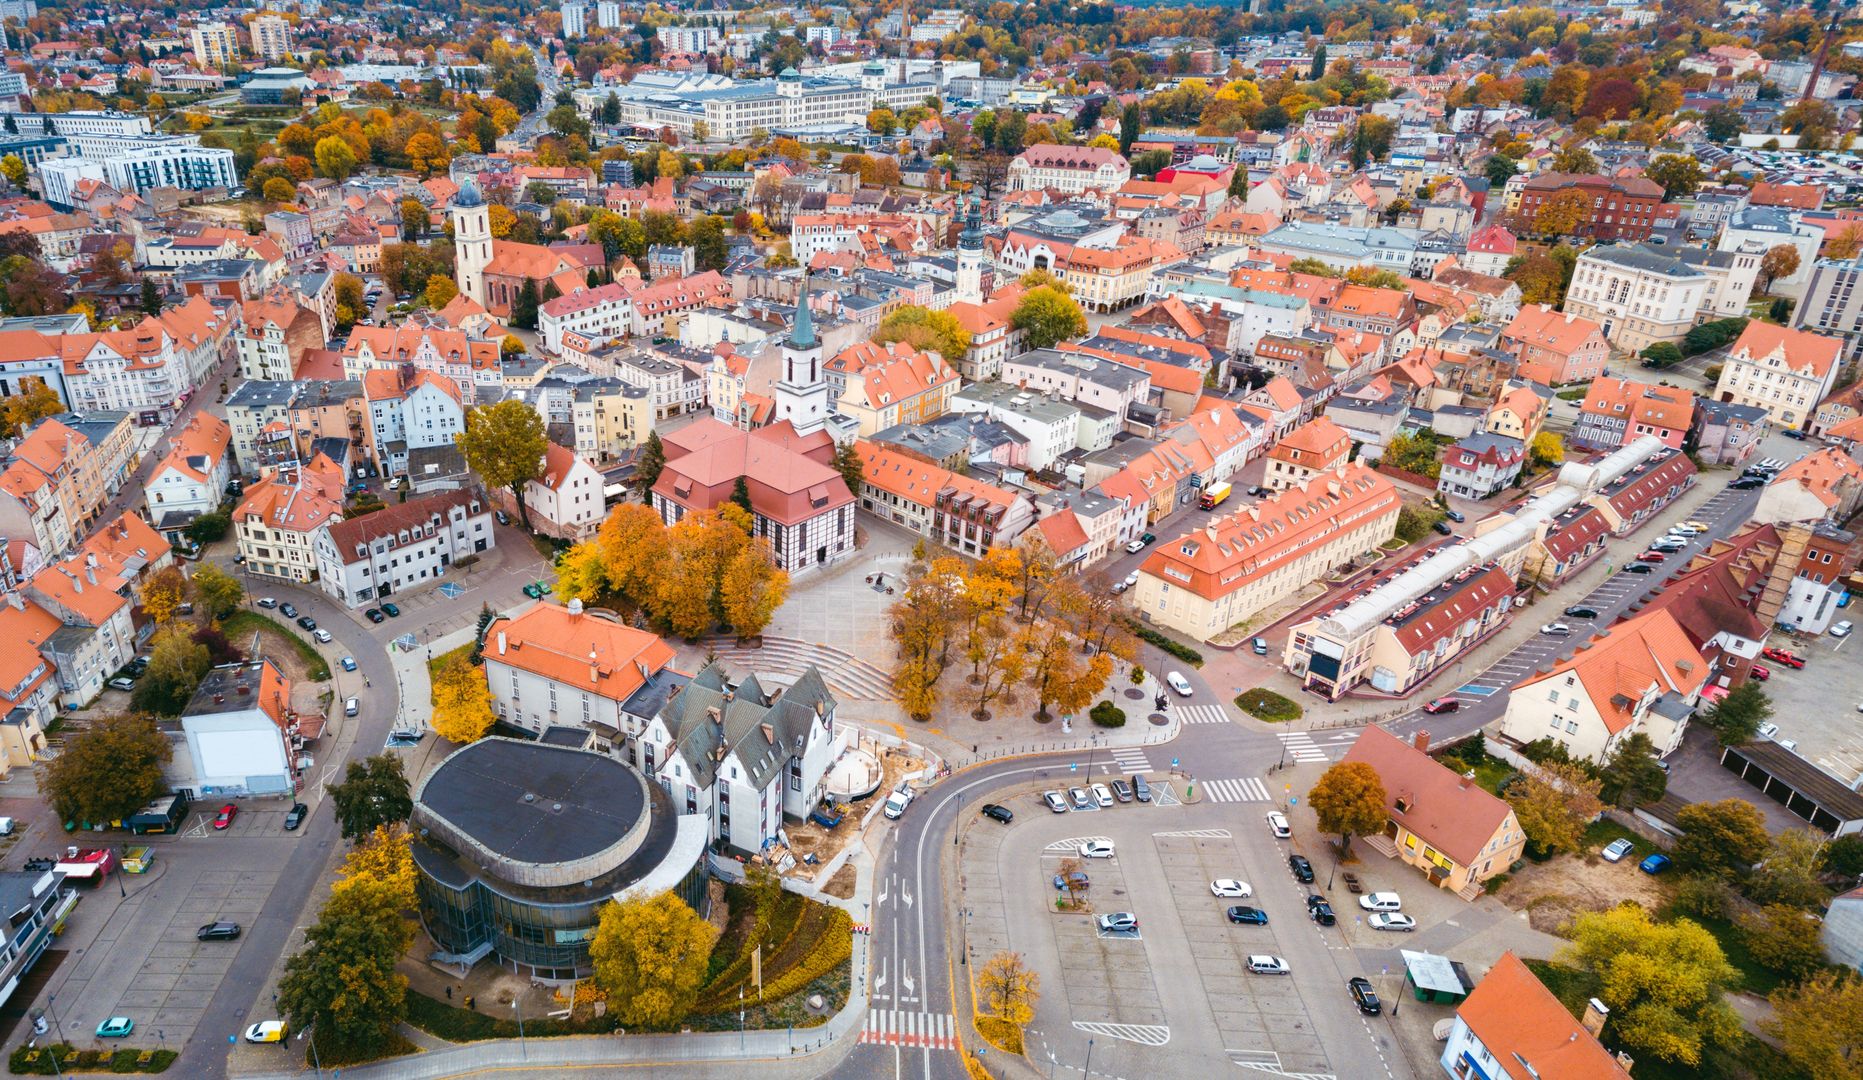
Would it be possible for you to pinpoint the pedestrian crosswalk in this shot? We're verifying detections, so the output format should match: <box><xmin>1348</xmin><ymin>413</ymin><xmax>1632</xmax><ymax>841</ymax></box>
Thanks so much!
<box><xmin>1107</xmin><ymin>747</ymin><xmax>1151</xmax><ymax>774</ymax></box>
<box><xmin>1176</xmin><ymin>704</ymin><xmax>1231</xmax><ymax>725</ymax></box>
<box><xmin>1199</xmin><ymin>777</ymin><xmax>1272</xmax><ymax>803</ymax></box>
<box><xmin>861</xmin><ymin>1009</ymin><xmax>958</xmax><ymax>1051</ymax></box>
<box><xmin>1277</xmin><ymin>730</ymin><xmax>1359</xmax><ymax>763</ymax></box>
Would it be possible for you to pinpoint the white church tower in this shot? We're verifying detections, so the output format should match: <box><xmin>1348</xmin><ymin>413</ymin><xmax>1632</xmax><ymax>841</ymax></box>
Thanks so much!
<box><xmin>773</xmin><ymin>274</ymin><xmax>832</xmax><ymax>437</ymax></box>
<box><xmin>956</xmin><ymin>193</ymin><xmax>984</xmax><ymax>304</ymax></box>
<box><xmin>452</xmin><ymin>177</ymin><xmax>492</xmax><ymax>309</ymax></box>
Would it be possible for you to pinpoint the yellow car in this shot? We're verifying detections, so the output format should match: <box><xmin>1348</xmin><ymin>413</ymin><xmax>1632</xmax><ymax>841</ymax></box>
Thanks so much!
<box><xmin>244</xmin><ymin>1021</ymin><xmax>288</xmax><ymax>1044</ymax></box>
<box><xmin>1684</xmin><ymin>520</ymin><xmax>1709</xmax><ymax>532</ymax></box>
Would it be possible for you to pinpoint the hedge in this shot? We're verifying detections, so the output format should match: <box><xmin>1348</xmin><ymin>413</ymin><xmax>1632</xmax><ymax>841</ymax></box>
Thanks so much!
<box><xmin>697</xmin><ymin>890</ymin><xmax>807</xmax><ymax>1011</ymax></box>
<box><xmin>752</xmin><ymin>909</ymin><xmax>852</xmax><ymax>1003</ymax></box>
<box><xmin>9</xmin><ymin>1046</ymin><xmax>177</xmax><ymax>1075</ymax></box>
<box><xmin>1126</xmin><ymin>621</ymin><xmax>1203</xmax><ymax>667</ymax></box>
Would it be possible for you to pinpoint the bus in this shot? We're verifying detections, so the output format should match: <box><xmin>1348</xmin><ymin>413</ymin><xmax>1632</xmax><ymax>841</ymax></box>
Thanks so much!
<box><xmin>1198</xmin><ymin>481</ymin><xmax>1233</xmax><ymax>510</ymax></box>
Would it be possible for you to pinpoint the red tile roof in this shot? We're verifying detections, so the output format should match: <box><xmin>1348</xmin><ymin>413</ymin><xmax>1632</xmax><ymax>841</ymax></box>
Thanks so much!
<box><xmin>1342</xmin><ymin>726</ymin><xmax>1517</xmax><ymax>868</ymax></box>
<box><xmin>1456</xmin><ymin>953</ymin><xmax>1631</xmax><ymax>1080</ymax></box>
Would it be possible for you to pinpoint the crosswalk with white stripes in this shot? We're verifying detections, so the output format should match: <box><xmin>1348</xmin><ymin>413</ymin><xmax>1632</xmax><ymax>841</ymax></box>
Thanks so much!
<box><xmin>861</xmin><ymin>1009</ymin><xmax>958</xmax><ymax>1051</ymax></box>
<box><xmin>1106</xmin><ymin>747</ymin><xmax>1151</xmax><ymax>774</ymax></box>
<box><xmin>1277</xmin><ymin>730</ymin><xmax>1358</xmax><ymax>763</ymax></box>
<box><xmin>1199</xmin><ymin>776</ymin><xmax>1272</xmax><ymax>803</ymax></box>
<box><xmin>1175</xmin><ymin>704</ymin><xmax>1231</xmax><ymax>725</ymax></box>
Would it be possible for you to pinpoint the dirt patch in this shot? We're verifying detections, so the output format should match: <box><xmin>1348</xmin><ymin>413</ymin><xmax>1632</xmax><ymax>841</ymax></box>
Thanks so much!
<box><xmin>820</xmin><ymin>861</ymin><xmax>856</xmax><ymax>899</ymax></box>
<box><xmin>1494</xmin><ymin>853</ymin><xmax>1670</xmax><ymax>934</ymax></box>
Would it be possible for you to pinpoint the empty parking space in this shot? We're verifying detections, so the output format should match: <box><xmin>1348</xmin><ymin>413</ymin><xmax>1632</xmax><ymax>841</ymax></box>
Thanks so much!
<box><xmin>1042</xmin><ymin>840</ymin><xmax>1165</xmax><ymax>1027</ymax></box>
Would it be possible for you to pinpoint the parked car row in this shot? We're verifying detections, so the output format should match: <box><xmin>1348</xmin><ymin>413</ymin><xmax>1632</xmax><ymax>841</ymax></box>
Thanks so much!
<box><xmin>1041</xmin><ymin>776</ymin><xmax>1152</xmax><ymax>812</ymax></box>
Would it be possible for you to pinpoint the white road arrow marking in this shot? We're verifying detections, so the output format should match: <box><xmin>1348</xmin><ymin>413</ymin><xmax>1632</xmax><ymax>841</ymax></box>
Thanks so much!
<box><xmin>875</xmin><ymin>958</ymin><xmax>888</xmax><ymax>997</ymax></box>
<box><xmin>903</xmin><ymin>973</ymin><xmax>915</xmax><ymax>997</ymax></box>
<box><xmin>901</xmin><ymin>883</ymin><xmax>914</xmax><ymax>908</ymax></box>
<box><xmin>878</xmin><ymin>877</ymin><xmax>889</xmax><ymax>906</ymax></box>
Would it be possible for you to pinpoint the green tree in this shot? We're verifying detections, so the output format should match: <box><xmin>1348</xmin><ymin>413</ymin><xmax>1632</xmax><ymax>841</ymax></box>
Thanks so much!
<box><xmin>1646</xmin><ymin>154</ymin><xmax>1705</xmax><ymax>198</ymax></box>
<box><xmin>633</xmin><ymin>429</ymin><xmax>667</xmax><ymax>497</ymax></box>
<box><xmin>588</xmin><ymin>892</ymin><xmax>719</xmax><ymax>1028</ymax></box>
<box><xmin>184</xmin><ymin>511</ymin><xmax>230</xmax><ymax>545</ymax></box>
<box><xmin>328</xmin><ymin>754</ymin><xmax>413</xmax><ymax>840</ymax></box>
<box><xmin>456</xmin><ymin>399</ymin><xmax>548</xmax><ymax>527</ymax></box>
<box><xmin>42</xmin><ymin>713</ymin><xmax>172</xmax><ymax>825</ymax></box>
<box><xmin>1598</xmin><ymin>730</ymin><xmax>1666</xmax><ymax>808</ymax></box>
<box><xmin>1309</xmin><ymin>44</ymin><xmax>1327</xmax><ymax>79</ymax></box>
<box><xmin>833</xmin><ymin>440</ymin><xmax>864</xmax><ymax>496</ymax></box>
<box><xmin>1674</xmin><ymin>798</ymin><xmax>1768</xmax><ymax>879</ymax></box>
<box><xmin>140</xmin><ymin>278</ymin><xmax>164</xmax><ymax>315</ymax></box>
<box><xmin>1118</xmin><ymin>103</ymin><xmax>1140</xmax><ymax>155</ymax></box>
<box><xmin>1010</xmin><ymin>285</ymin><xmax>1087</xmax><ymax>350</ymax></box>
<box><xmin>730</xmin><ymin>476</ymin><xmax>753</xmax><ymax>515</ymax></box>
<box><xmin>1562</xmin><ymin>904</ymin><xmax>1741</xmax><ymax>1067</ymax></box>
<box><xmin>1765</xmin><ymin>971</ymin><xmax>1863</xmax><ymax>1080</ymax></box>
<box><xmin>1739</xmin><ymin>904</ymin><xmax>1826</xmax><ymax>981</ymax></box>
<box><xmin>547</xmin><ymin>102</ymin><xmax>590</xmax><ymax>138</ymax></box>
<box><xmin>1307</xmin><ymin>761</ymin><xmax>1387</xmax><ymax>858</ymax></box>
<box><xmin>132</xmin><ymin>626</ymin><xmax>212</xmax><ymax>715</ymax></box>
<box><xmin>314</xmin><ymin>135</ymin><xmax>359</xmax><ymax>181</ymax></box>
<box><xmin>689</xmin><ymin>215</ymin><xmax>728</xmax><ymax>272</ymax></box>
<box><xmin>511</xmin><ymin>278</ymin><xmax>541</xmax><ymax>329</ymax></box>
<box><xmin>1704</xmin><ymin>104</ymin><xmax>1744</xmax><ymax>143</ymax></box>
<box><xmin>1698</xmin><ymin>680</ymin><xmax>1772</xmax><ymax>747</ymax></box>
<box><xmin>190</xmin><ymin>563</ymin><xmax>243</xmax><ymax>620</ymax></box>
<box><xmin>1641</xmin><ymin>341</ymin><xmax>1684</xmax><ymax>368</ymax></box>
<box><xmin>1483</xmin><ymin>153</ymin><xmax>1518</xmax><ymax>189</ymax></box>
<box><xmin>876</xmin><ymin>305</ymin><xmax>970</xmax><ymax>361</ymax></box>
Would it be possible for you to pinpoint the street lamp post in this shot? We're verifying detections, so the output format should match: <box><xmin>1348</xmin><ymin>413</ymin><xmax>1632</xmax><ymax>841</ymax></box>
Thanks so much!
<box><xmin>1083</xmin><ymin>1037</ymin><xmax>1095</xmax><ymax>1079</ymax></box>
<box><xmin>514</xmin><ymin>1000</ymin><xmax>526</xmax><ymax>1059</ymax></box>
<box><xmin>299</xmin><ymin>1022</ymin><xmax>323</xmax><ymax>1079</ymax></box>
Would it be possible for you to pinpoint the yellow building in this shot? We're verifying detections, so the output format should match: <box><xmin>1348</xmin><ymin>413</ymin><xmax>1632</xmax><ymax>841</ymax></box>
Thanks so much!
<box><xmin>1342</xmin><ymin>727</ymin><xmax>1527</xmax><ymax>898</ymax></box>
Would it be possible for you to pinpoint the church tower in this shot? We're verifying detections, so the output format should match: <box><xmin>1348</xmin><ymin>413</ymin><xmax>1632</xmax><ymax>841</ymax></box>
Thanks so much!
<box><xmin>956</xmin><ymin>194</ymin><xmax>984</xmax><ymax>304</ymax></box>
<box><xmin>774</xmin><ymin>274</ymin><xmax>831</xmax><ymax>436</ymax></box>
<box><xmin>452</xmin><ymin>177</ymin><xmax>492</xmax><ymax>309</ymax></box>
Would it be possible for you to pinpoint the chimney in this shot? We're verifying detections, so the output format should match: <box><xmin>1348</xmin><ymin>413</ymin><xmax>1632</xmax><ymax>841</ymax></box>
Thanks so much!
<box><xmin>1581</xmin><ymin>998</ymin><xmax>1610</xmax><ymax>1038</ymax></box>
<box><xmin>1413</xmin><ymin>729</ymin><xmax>1430</xmax><ymax>752</ymax></box>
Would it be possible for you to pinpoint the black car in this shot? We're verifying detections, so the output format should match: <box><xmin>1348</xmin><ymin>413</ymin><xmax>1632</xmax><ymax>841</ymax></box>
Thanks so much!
<box><xmin>1226</xmin><ymin>905</ymin><xmax>1268</xmax><ymax>925</ymax></box>
<box><xmin>1432</xmin><ymin>520</ymin><xmax>1454</xmax><ymax>536</ymax></box>
<box><xmin>1289</xmin><ymin>854</ymin><xmax>1314</xmax><ymax>883</ymax></box>
<box><xmin>364</xmin><ymin>608</ymin><xmax>386</xmax><ymax>624</ymax></box>
<box><xmin>1309</xmin><ymin>901</ymin><xmax>1336</xmax><ymax>926</ymax></box>
<box><xmin>1348</xmin><ymin>976</ymin><xmax>1382</xmax><ymax>1015</ymax></box>
<box><xmin>1132</xmin><ymin>775</ymin><xmax>1152</xmax><ymax>803</ymax></box>
<box><xmin>1730</xmin><ymin>478</ymin><xmax>1763</xmax><ymax>489</ymax></box>
<box><xmin>197</xmin><ymin>922</ymin><xmax>242</xmax><ymax>941</ymax></box>
<box><xmin>283</xmin><ymin>802</ymin><xmax>307</xmax><ymax>830</ymax></box>
<box><xmin>980</xmin><ymin>803</ymin><xmax>1013</xmax><ymax>824</ymax></box>
<box><xmin>1564</xmin><ymin>606</ymin><xmax>1599</xmax><ymax>619</ymax></box>
<box><xmin>296</xmin><ymin>616</ymin><xmax>317</xmax><ymax>631</ymax></box>
<box><xmin>279</xmin><ymin>603</ymin><xmax>298</xmax><ymax>618</ymax></box>
<box><xmin>1624</xmin><ymin>563</ymin><xmax>1654</xmax><ymax>574</ymax></box>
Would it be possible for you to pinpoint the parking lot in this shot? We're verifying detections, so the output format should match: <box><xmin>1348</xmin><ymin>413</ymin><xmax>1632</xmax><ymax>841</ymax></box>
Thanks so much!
<box><xmin>1724</xmin><ymin>625</ymin><xmax>1863</xmax><ymax>784</ymax></box>
<box><xmin>960</xmin><ymin>781</ymin><xmax>1406</xmax><ymax>1079</ymax></box>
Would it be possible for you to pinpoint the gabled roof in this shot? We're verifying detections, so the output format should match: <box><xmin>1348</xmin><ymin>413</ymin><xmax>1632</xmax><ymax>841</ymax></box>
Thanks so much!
<box><xmin>1341</xmin><ymin>726</ymin><xmax>1516</xmax><ymax>868</ymax></box>
<box><xmin>1729</xmin><ymin>322</ymin><xmax>1842</xmax><ymax>381</ymax></box>
<box><xmin>1513</xmin><ymin>608</ymin><xmax>1710</xmax><ymax>735</ymax></box>
<box><xmin>1456</xmin><ymin>953</ymin><xmax>1631</xmax><ymax>1080</ymax></box>
<box><xmin>151</xmin><ymin>411</ymin><xmax>230</xmax><ymax>484</ymax></box>
<box><xmin>488</xmin><ymin>603</ymin><xmax>677</xmax><ymax>704</ymax></box>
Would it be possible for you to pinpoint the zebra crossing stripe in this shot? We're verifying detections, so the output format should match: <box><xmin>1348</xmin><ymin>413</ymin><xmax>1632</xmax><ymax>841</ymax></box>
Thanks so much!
<box><xmin>1177</xmin><ymin>704</ymin><xmax>1230</xmax><ymax>725</ymax></box>
<box><xmin>1202</xmin><ymin>777</ymin><xmax>1272</xmax><ymax>803</ymax></box>
<box><xmin>862</xmin><ymin>1010</ymin><xmax>956</xmax><ymax>1050</ymax></box>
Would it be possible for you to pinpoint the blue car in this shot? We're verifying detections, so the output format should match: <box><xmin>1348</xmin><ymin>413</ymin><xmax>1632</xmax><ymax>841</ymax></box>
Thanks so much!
<box><xmin>96</xmin><ymin>1017</ymin><xmax>134</xmax><ymax>1038</ymax></box>
<box><xmin>1639</xmin><ymin>853</ymin><xmax>1672</xmax><ymax>875</ymax></box>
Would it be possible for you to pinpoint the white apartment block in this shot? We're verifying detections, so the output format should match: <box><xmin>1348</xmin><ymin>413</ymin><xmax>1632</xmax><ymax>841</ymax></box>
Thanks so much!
<box><xmin>598</xmin><ymin>67</ymin><xmax>957</xmax><ymax>141</ymax></box>
<box><xmin>39</xmin><ymin>135</ymin><xmax>237</xmax><ymax>207</ymax></box>
<box><xmin>656</xmin><ymin>26</ymin><xmax>721</xmax><ymax>52</ymax></box>
<box><xmin>249</xmin><ymin>15</ymin><xmax>293</xmax><ymax>62</ymax></box>
<box><xmin>561</xmin><ymin>1</ymin><xmax>587</xmax><ymax>36</ymax></box>
<box><xmin>1712</xmin><ymin>323</ymin><xmax>1842</xmax><ymax>429</ymax></box>
<box><xmin>596</xmin><ymin>0</ymin><xmax>621</xmax><ymax>28</ymax></box>
<box><xmin>538</xmin><ymin>283</ymin><xmax>634</xmax><ymax>355</ymax></box>
<box><xmin>1563</xmin><ymin>243</ymin><xmax>1710</xmax><ymax>353</ymax></box>
<box><xmin>190</xmin><ymin>21</ymin><xmax>240</xmax><ymax>68</ymax></box>
<box><xmin>313</xmin><ymin>488</ymin><xmax>495</xmax><ymax>607</ymax></box>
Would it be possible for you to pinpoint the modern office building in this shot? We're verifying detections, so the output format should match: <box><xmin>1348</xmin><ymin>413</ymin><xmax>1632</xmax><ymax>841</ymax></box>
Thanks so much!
<box><xmin>411</xmin><ymin>737</ymin><xmax>708</xmax><ymax>980</ymax></box>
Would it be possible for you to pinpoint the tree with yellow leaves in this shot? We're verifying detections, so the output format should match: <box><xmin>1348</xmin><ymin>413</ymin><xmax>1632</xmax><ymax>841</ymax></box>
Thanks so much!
<box><xmin>589</xmin><ymin>892</ymin><xmax>719</xmax><ymax>1028</ymax></box>
<box><xmin>720</xmin><ymin>538</ymin><xmax>788</xmax><ymax>640</ymax></box>
<box><xmin>139</xmin><ymin>566</ymin><xmax>186</xmax><ymax>625</ymax></box>
<box><xmin>429</xmin><ymin>653</ymin><xmax>495</xmax><ymax>744</ymax></box>
<box><xmin>337</xmin><ymin>824</ymin><xmax>417</xmax><ymax>908</ymax></box>
<box><xmin>404</xmin><ymin>131</ymin><xmax>448</xmax><ymax>178</ymax></box>
<box><xmin>979</xmin><ymin>951</ymin><xmax>1040</xmax><ymax>1027</ymax></box>
<box><xmin>594</xmin><ymin>503</ymin><xmax>671</xmax><ymax>616</ymax></box>
<box><xmin>423</xmin><ymin>274</ymin><xmax>458</xmax><ymax>310</ymax></box>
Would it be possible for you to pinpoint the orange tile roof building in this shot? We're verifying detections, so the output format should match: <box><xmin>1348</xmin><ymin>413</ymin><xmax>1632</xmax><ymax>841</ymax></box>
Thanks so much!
<box><xmin>1132</xmin><ymin>463</ymin><xmax>1399</xmax><ymax>643</ymax></box>
<box><xmin>1264</xmin><ymin>416</ymin><xmax>1352</xmax><ymax>491</ymax></box>
<box><xmin>146</xmin><ymin>411</ymin><xmax>232</xmax><ymax>536</ymax></box>
<box><xmin>1713</xmin><ymin>321</ymin><xmax>1844</xmax><ymax>429</ymax></box>
<box><xmin>1499</xmin><ymin>304</ymin><xmax>1609</xmax><ymax>386</ymax></box>
<box><xmin>1754</xmin><ymin>445</ymin><xmax>1863</xmax><ymax>526</ymax></box>
<box><xmin>825</xmin><ymin>340</ymin><xmax>960</xmax><ymax>437</ymax></box>
<box><xmin>1572</xmin><ymin>376</ymin><xmax>1695</xmax><ymax>451</ymax></box>
<box><xmin>0</xmin><ymin>412</ymin><xmax>136</xmax><ymax>559</ymax></box>
<box><xmin>1499</xmin><ymin>608</ymin><xmax>1711</xmax><ymax>763</ymax></box>
<box><xmin>481</xmin><ymin>601</ymin><xmax>680</xmax><ymax>745</ymax></box>
<box><xmin>652</xmin><ymin>418</ymin><xmax>856</xmax><ymax>574</ymax></box>
<box><xmin>233</xmin><ymin>455</ymin><xmax>345</xmax><ymax>583</ymax></box>
<box><xmin>854</xmin><ymin>440</ymin><xmax>1036</xmax><ymax>557</ymax></box>
<box><xmin>1341</xmin><ymin>726</ymin><xmax>1526</xmax><ymax>896</ymax></box>
<box><xmin>1440</xmin><ymin>953</ymin><xmax>1633</xmax><ymax>1080</ymax></box>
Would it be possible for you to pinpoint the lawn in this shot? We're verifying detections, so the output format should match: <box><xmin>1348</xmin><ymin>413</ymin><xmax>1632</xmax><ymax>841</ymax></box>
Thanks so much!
<box><xmin>1682</xmin><ymin>912</ymin><xmax>1786</xmax><ymax>997</ymax></box>
<box><xmin>1556</xmin><ymin>387</ymin><xmax>1590</xmax><ymax>401</ymax></box>
<box><xmin>1233</xmin><ymin>687</ymin><xmax>1301</xmax><ymax>722</ymax></box>
<box><xmin>427</xmin><ymin>642</ymin><xmax>473</xmax><ymax>683</ymax></box>
<box><xmin>222</xmin><ymin>611</ymin><xmax>331</xmax><ymax>681</ymax></box>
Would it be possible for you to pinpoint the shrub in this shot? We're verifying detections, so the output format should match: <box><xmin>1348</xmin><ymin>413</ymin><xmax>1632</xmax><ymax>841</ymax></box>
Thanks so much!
<box><xmin>1483</xmin><ymin>873</ymin><xmax>1511</xmax><ymax>894</ymax></box>
<box><xmin>1234</xmin><ymin>688</ymin><xmax>1302</xmax><ymax>722</ymax></box>
<box><xmin>753</xmin><ymin>909</ymin><xmax>851</xmax><ymax>1002</ymax></box>
<box><xmin>1125</xmin><ymin>621</ymin><xmax>1202</xmax><ymax>667</ymax></box>
<box><xmin>976</xmin><ymin>1015</ymin><xmax>1024</xmax><ymax>1054</ymax></box>
<box><xmin>1089</xmin><ymin>701</ymin><xmax>1126</xmax><ymax>728</ymax></box>
<box><xmin>1668</xmin><ymin>875</ymin><xmax>1738</xmax><ymax>922</ymax></box>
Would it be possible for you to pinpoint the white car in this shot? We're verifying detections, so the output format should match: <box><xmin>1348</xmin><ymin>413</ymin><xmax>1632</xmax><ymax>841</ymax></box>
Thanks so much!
<box><xmin>1832</xmin><ymin>620</ymin><xmax>1854</xmax><ymax>638</ymax></box>
<box><xmin>1210</xmin><ymin>878</ymin><xmax>1253</xmax><ymax>898</ymax></box>
<box><xmin>1042</xmin><ymin>790</ymin><xmax>1068</xmax><ymax>813</ymax></box>
<box><xmin>1079</xmin><ymin>840</ymin><xmax>1115</xmax><ymax>859</ymax></box>
<box><xmin>1125</xmin><ymin>539</ymin><xmax>1146</xmax><ymax>553</ymax></box>
<box><xmin>1246</xmin><ymin>955</ymin><xmax>1290</xmax><ymax>975</ymax></box>
<box><xmin>1090</xmin><ymin>783</ymin><xmax>1113</xmax><ymax>808</ymax></box>
<box><xmin>1367</xmin><ymin>912</ymin><xmax>1417</xmax><ymax>932</ymax></box>
<box><xmin>1600</xmin><ymin>838</ymin><xmax>1635</xmax><ymax>862</ymax></box>
<box><xmin>1265</xmin><ymin>810</ymin><xmax>1291</xmax><ymax>838</ymax></box>
<box><xmin>1539</xmin><ymin>623</ymin><xmax>1571</xmax><ymax>636</ymax></box>
<box><xmin>312</xmin><ymin>628</ymin><xmax>333</xmax><ymax>643</ymax></box>
<box><xmin>1359</xmin><ymin>891</ymin><xmax>1403</xmax><ymax>912</ymax></box>
<box><xmin>1165</xmin><ymin>671</ymin><xmax>1193</xmax><ymax>696</ymax></box>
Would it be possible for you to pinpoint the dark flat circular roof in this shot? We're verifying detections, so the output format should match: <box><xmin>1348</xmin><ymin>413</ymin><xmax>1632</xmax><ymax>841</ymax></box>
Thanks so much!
<box><xmin>418</xmin><ymin>739</ymin><xmax>647</xmax><ymax>867</ymax></box>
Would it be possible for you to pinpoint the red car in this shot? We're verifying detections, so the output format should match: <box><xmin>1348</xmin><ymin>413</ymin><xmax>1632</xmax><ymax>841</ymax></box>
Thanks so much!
<box><xmin>213</xmin><ymin>803</ymin><xmax>237</xmax><ymax>830</ymax></box>
<box><xmin>1749</xmin><ymin>664</ymin><xmax>1771</xmax><ymax>682</ymax></box>
<box><xmin>1423</xmin><ymin>697</ymin><xmax>1460</xmax><ymax>714</ymax></box>
<box><xmin>1761</xmin><ymin>647</ymin><xmax>1805</xmax><ymax>669</ymax></box>
<box><xmin>1635</xmin><ymin>551</ymin><xmax>1667</xmax><ymax>563</ymax></box>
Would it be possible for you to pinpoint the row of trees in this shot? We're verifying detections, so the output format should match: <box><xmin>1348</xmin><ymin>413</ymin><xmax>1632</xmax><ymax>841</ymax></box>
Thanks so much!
<box><xmin>553</xmin><ymin>502</ymin><xmax>790</xmax><ymax>641</ymax></box>
<box><xmin>888</xmin><ymin>538</ymin><xmax>1135</xmax><ymax>723</ymax></box>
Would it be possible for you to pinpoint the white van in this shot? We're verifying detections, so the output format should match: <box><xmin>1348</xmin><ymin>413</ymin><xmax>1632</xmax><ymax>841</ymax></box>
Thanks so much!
<box><xmin>883</xmin><ymin>786</ymin><xmax>912</xmax><ymax>820</ymax></box>
<box><xmin>1165</xmin><ymin>671</ymin><xmax>1193</xmax><ymax>697</ymax></box>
